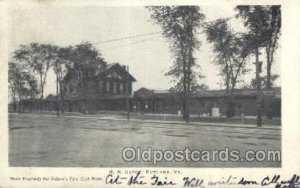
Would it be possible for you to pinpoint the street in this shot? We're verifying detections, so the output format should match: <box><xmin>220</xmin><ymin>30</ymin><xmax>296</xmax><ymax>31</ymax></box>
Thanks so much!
<box><xmin>9</xmin><ymin>113</ymin><xmax>281</xmax><ymax>167</ymax></box>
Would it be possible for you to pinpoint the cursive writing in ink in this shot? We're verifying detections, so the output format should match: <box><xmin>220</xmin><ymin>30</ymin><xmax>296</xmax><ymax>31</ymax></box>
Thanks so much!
<box><xmin>151</xmin><ymin>175</ymin><xmax>176</xmax><ymax>186</ymax></box>
<box><xmin>127</xmin><ymin>171</ymin><xmax>147</xmax><ymax>185</ymax></box>
<box><xmin>182</xmin><ymin>177</ymin><xmax>204</xmax><ymax>187</ymax></box>
<box><xmin>105</xmin><ymin>174</ymin><xmax>123</xmax><ymax>185</ymax></box>
<box><xmin>261</xmin><ymin>174</ymin><xmax>300</xmax><ymax>188</ymax></box>
<box><xmin>238</xmin><ymin>177</ymin><xmax>258</xmax><ymax>185</ymax></box>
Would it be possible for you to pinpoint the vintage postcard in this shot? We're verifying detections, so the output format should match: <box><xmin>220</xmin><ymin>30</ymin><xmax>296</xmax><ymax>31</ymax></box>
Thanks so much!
<box><xmin>0</xmin><ymin>0</ymin><xmax>299</xmax><ymax>187</ymax></box>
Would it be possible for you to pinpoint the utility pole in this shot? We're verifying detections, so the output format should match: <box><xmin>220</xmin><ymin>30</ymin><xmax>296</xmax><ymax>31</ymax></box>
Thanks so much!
<box><xmin>56</xmin><ymin>76</ymin><xmax>60</xmax><ymax>117</ymax></box>
<box><xmin>126</xmin><ymin>65</ymin><xmax>130</xmax><ymax>120</ymax></box>
<box><xmin>255</xmin><ymin>48</ymin><xmax>262</xmax><ymax>127</ymax></box>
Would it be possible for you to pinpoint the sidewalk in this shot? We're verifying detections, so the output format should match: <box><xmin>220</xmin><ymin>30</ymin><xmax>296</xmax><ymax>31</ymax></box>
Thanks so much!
<box><xmin>10</xmin><ymin>112</ymin><xmax>281</xmax><ymax>130</ymax></box>
<box><xmin>127</xmin><ymin>118</ymin><xmax>281</xmax><ymax>130</ymax></box>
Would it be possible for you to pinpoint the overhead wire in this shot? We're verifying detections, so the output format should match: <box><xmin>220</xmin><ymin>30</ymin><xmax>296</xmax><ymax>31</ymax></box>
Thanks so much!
<box><xmin>100</xmin><ymin>36</ymin><xmax>160</xmax><ymax>51</ymax></box>
<box><xmin>91</xmin><ymin>31</ymin><xmax>162</xmax><ymax>45</ymax></box>
<box><xmin>89</xmin><ymin>17</ymin><xmax>235</xmax><ymax>51</ymax></box>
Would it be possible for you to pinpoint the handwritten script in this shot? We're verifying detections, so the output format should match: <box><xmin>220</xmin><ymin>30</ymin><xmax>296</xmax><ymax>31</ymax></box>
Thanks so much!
<box><xmin>105</xmin><ymin>172</ymin><xmax>300</xmax><ymax>188</ymax></box>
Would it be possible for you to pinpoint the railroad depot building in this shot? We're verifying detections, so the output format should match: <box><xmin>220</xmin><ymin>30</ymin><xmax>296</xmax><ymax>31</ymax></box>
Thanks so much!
<box><xmin>133</xmin><ymin>87</ymin><xmax>281</xmax><ymax>118</ymax></box>
<box><xmin>10</xmin><ymin>62</ymin><xmax>281</xmax><ymax>118</ymax></box>
<box><xmin>62</xmin><ymin>63</ymin><xmax>136</xmax><ymax>112</ymax></box>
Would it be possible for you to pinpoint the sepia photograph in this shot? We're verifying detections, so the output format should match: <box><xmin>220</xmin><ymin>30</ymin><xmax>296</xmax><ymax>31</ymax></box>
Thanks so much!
<box><xmin>7</xmin><ymin>4</ymin><xmax>282</xmax><ymax>168</ymax></box>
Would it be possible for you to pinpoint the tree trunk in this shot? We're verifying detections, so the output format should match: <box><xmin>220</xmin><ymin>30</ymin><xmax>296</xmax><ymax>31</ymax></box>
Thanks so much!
<box><xmin>227</xmin><ymin>89</ymin><xmax>235</xmax><ymax>118</ymax></box>
<box><xmin>181</xmin><ymin>41</ymin><xmax>188</xmax><ymax>122</ymax></box>
<box><xmin>256</xmin><ymin>48</ymin><xmax>262</xmax><ymax>127</ymax></box>
<box><xmin>184</xmin><ymin>13</ymin><xmax>194</xmax><ymax>123</ymax></box>
<box><xmin>40</xmin><ymin>74</ymin><xmax>44</xmax><ymax>100</ymax></box>
<box><xmin>56</xmin><ymin>76</ymin><xmax>60</xmax><ymax>117</ymax></box>
<box><xmin>182</xmin><ymin>66</ymin><xmax>187</xmax><ymax>122</ymax></box>
<box><xmin>59</xmin><ymin>81</ymin><xmax>65</xmax><ymax>113</ymax></box>
<box><xmin>226</xmin><ymin>97</ymin><xmax>232</xmax><ymax>118</ymax></box>
<box><xmin>265</xmin><ymin>48</ymin><xmax>273</xmax><ymax>119</ymax></box>
<box><xmin>186</xmin><ymin>69</ymin><xmax>190</xmax><ymax>123</ymax></box>
<box><xmin>13</xmin><ymin>102</ymin><xmax>17</xmax><ymax>113</ymax></box>
<box><xmin>12</xmin><ymin>94</ymin><xmax>17</xmax><ymax>113</ymax></box>
<box><xmin>186</xmin><ymin>47</ymin><xmax>192</xmax><ymax>123</ymax></box>
<box><xmin>81</xmin><ymin>77</ymin><xmax>87</xmax><ymax>114</ymax></box>
<box><xmin>266</xmin><ymin>47</ymin><xmax>272</xmax><ymax>89</ymax></box>
<box><xmin>18</xmin><ymin>96</ymin><xmax>22</xmax><ymax>113</ymax></box>
<box><xmin>225</xmin><ymin>64</ymin><xmax>231</xmax><ymax>118</ymax></box>
<box><xmin>38</xmin><ymin>74</ymin><xmax>43</xmax><ymax>111</ymax></box>
<box><xmin>182</xmin><ymin>95</ymin><xmax>186</xmax><ymax>120</ymax></box>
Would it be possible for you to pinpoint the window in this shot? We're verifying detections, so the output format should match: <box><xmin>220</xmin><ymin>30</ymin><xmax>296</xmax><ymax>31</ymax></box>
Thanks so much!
<box><xmin>199</xmin><ymin>100</ymin><xmax>205</xmax><ymax>107</ymax></box>
<box><xmin>113</xmin><ymin>82</ymin><xmax>117</xmax><ymax>94</ymax></box>
<box><xmin>237</xmin><ymin>102</ymin><xmax>243</xmax><ymax>109</ymax></box>
<box><xmin>128</xmin><ymin>83</ymin><xmax>132</xmax><ymax>94</ymax></box>
<box><xmin>87</xmin><ymin>82</ymin><xmax>94</xmax><ymax>93</ymax></box>
<box><xmin>106</xmin><ymin>81</ymin><xmax>110</xmax><ymax>93</ymax></box>
<box><xmin>69</xmin><ymin>84</ymin><xmax>73</xmax><ymax>93</ymax></box>
<box><xmin>99</xmin><ymin>81</ymin><xmax>104</xmax><ymax>91</ymax></box>
<box><xmin>120</xmin><ymin>83</ymin><xmax>124</xmax><ymax>93</ymax></box>
<box><xmin>64</xmin><ymin>84</ymin><xmax>68</xmax><ymax>93</ymax></box>
<box><xmin>77</xmin><ymin>83</ymin><xmax>81</xmax><ymax>92</ymax></box>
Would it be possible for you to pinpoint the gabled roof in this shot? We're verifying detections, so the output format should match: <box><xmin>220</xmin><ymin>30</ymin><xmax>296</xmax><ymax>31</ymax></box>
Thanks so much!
<box><xmin>64</xmin><ymin>63</ymin><xmax>136</xmax><ymax>82</ymax></box>
<box><xmin>106</xmin><ymin>63</ymin><xmax>118</xmax><ymax>70</ymax></box>
<box><xmin>94</xmin><ymin>63</ymin><xmax>117</xmax><ymax>76</ymax></box>
<box><xmin>96</xmin><ymin>63</ymin><xmax>136</xmax><ymax>82</ymax></box>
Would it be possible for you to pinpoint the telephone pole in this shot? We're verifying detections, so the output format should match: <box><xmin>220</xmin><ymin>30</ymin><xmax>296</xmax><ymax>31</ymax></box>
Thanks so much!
<box><xmin>126</xmin><ymin>65</ymin><xmax>130</xmax><ymax>120</ymax></box>
<box><xmin>255</xmin><ymin>48</ymin><xmax>262</xmax><ymax>127</ymax></box>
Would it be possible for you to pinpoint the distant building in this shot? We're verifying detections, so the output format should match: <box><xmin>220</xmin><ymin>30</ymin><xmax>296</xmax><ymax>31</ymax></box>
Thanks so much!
<box><xmin>133</xmin><ymin>87</ymin><xmax>281</xmax><ymax>117</ymax></box>
<box><xmin>62</xmin><ymin>63</ymin><xmax>136</xmax><ymax>113</ymax></box>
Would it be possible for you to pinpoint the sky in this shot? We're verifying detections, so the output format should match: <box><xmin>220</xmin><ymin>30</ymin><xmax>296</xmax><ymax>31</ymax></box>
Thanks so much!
<box><xmin>8</xmin><ymin>5</ymin><xmax>281</xmax><ymax>96</ymax></box>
